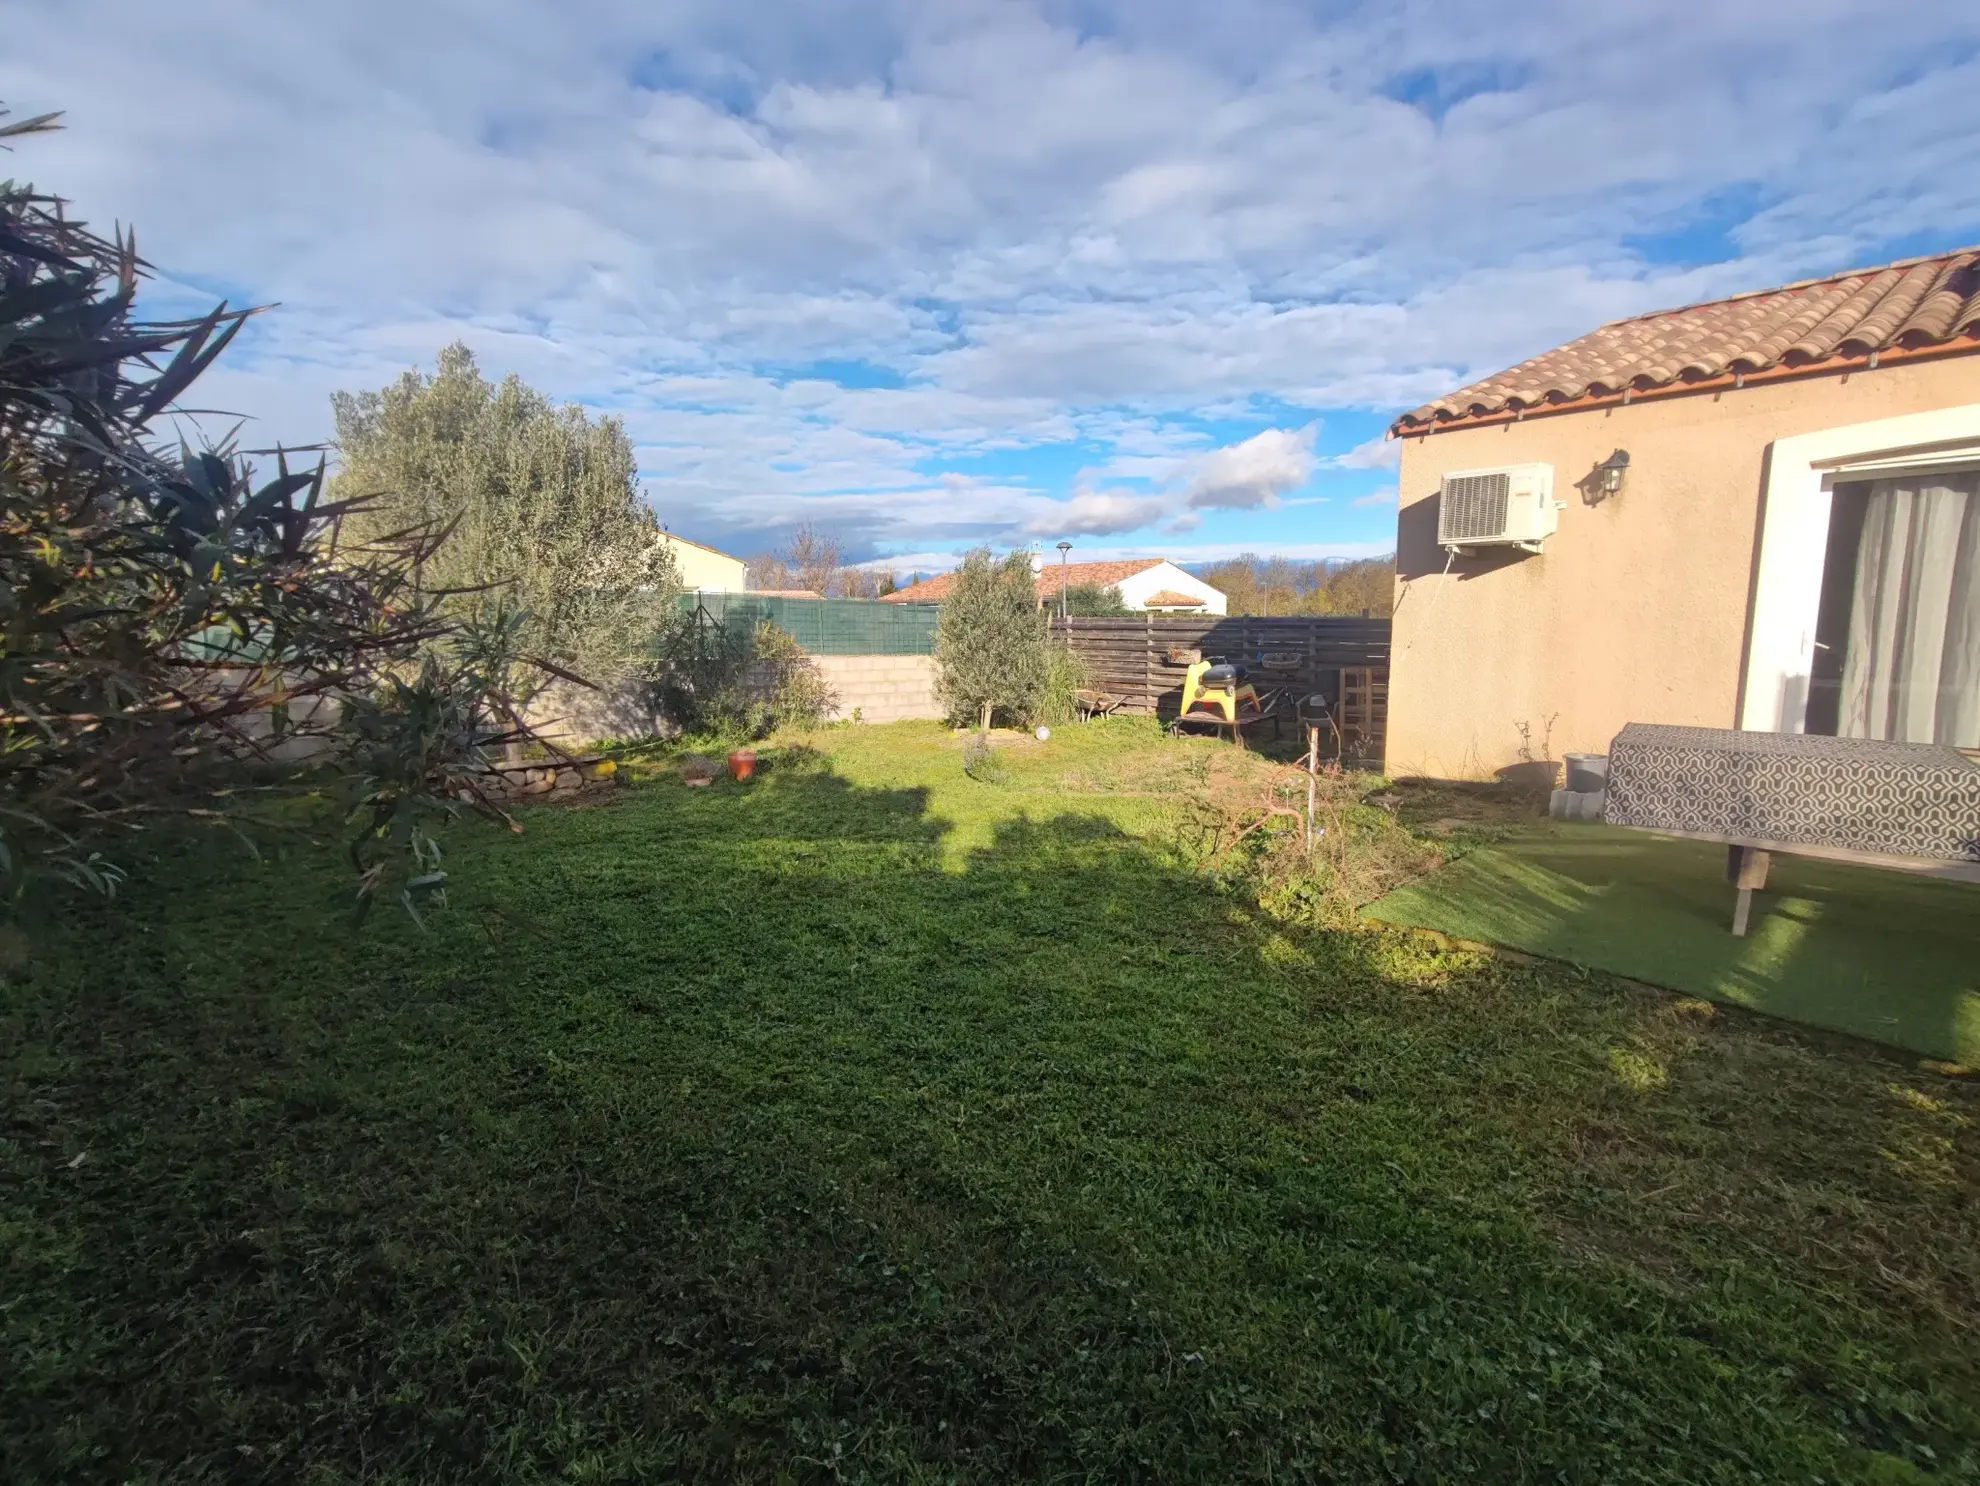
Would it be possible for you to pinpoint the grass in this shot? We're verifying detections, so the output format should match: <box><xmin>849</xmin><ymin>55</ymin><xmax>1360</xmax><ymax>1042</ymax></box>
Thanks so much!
<box><xmin>1364</xmin><ymin>820</ymin><xmax>1980</xmax><ymax>1063</ymax></box>
<box><xmin>5</xmin><ymin>719</ymin><xmax>1980</xmax><ymax>1483</ymax></box>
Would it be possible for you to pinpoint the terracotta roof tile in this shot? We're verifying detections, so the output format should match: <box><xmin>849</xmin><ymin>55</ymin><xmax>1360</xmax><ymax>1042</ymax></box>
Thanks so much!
<box><xmin>880</xmin><ymin>558</ymin><xmax>1165</xmax><ymax>603</ymax></box>
<box><xmin>1394</xmin><ymin>246</ymin><xmax>1980</xmax><ymax>432</ymax></box>
<box><xmin>1141</xmin><ymin>589</ymin><xmax>1205</xmax><ymax>607</ymax></box>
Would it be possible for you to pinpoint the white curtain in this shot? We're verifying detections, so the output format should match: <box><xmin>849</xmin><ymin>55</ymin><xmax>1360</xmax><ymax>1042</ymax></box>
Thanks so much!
<box><xmin>1839</xmin><ymin>470</ymin><xmax>1980</xmax><ymax>747</ymax></box>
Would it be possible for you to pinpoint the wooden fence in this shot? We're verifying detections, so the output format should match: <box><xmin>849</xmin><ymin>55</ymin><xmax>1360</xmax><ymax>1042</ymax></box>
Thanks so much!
<box><xmin>1048</xmin><ymin>613</ymin><xmax>1391</xmax><ymax>756</ymax></box>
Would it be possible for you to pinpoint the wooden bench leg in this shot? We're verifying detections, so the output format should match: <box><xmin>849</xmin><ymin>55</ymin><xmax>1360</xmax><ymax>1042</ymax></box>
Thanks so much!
<box><xmin>1728</xmin><ymin>846</ymin><xmax>1771</xmax><ymax>936</ymax></box>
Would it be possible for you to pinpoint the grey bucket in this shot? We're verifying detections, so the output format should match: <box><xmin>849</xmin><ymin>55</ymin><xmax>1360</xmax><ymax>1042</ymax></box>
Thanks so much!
<box><xmin>1563</xmin><ymin>753</ymin><xmax>1609</xmax><ymax>793</ymax></box>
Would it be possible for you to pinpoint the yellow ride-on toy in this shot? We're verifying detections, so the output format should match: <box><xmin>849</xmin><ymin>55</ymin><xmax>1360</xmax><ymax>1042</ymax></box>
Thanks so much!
<box><xmin>1176</xmin><ymin>658</ymin><xmax>1278</xmax><ymax>743</ymax></box>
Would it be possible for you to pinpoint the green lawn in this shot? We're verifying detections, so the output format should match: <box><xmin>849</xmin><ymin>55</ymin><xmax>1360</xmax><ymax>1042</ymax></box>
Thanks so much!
<box><xmin>5</xmin><ymin>721</ymin><xmax>1979</xmax><ymax>1483</ymax></box>
<box><xmin>1365</xmin><ymin>823</ymin><xmax>1980</xmax><ymax>1064</ymax></box>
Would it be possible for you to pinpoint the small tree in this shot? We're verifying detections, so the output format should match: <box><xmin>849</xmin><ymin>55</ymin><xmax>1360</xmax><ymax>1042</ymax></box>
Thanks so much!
<box><xmin>934</xmin><ymin>550</ymin><xmax>1049</xmax><ymax>732</ymax></box>
<box><xmin>1062</xmin><ymin>583</ymin><xmax>1131</xmax><ymax>617</ymax></box>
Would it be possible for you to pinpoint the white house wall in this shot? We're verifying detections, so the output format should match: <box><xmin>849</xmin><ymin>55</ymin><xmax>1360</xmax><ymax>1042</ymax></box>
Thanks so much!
<box><xmin>1116</xmin><ymin>562</ymin><xmax>1229</xmax><ymax>615</ymax></box>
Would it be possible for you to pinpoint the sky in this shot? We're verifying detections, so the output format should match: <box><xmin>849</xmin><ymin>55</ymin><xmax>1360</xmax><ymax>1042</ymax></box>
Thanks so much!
<box><xmin>7</xmin><ymin>2</ymin><xmax>1980</xmax><ymax>573</ymax></box>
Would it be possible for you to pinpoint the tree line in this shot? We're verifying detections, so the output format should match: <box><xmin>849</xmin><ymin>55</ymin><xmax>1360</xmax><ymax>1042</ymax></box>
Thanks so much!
<box><xmin>746</xmin><ymin>524</ymin><xmax>900</xmax><ymax>598</ymax></box>
<box><xmin>1194</xmin><ymin>555</ymin><xmax>1396</xmax><ymax>617</ymax></box>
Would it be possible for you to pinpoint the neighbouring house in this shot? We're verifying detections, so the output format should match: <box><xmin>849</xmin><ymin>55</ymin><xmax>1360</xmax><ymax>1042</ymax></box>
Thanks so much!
<box><xmin>880</xmin><ymin>558</ymin><xmax>1228</xmax><ymax>615</ymax></box>
<box><xmin>658</xmin><ymin>530</ymin><xmax>749</xmax><ymax>592</ymax></box>
<box><xmin>1385</xmin><ymin>247</ymin><xmax>1980</xmax><ymax>781</ymax></box>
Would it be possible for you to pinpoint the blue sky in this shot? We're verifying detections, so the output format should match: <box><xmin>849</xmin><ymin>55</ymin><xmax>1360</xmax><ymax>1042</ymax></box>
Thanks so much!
<box><xmin>7</xmin><ymin>1</ymin><xmax>1980</xmax><ymax>571</ymax></box>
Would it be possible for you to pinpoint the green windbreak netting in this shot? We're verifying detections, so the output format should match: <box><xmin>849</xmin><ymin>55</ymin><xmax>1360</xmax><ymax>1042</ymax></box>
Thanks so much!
<box><xmin>683</xmin><ymin>593</ymin><xmax>941</xmax><ymax>655</ymax></box>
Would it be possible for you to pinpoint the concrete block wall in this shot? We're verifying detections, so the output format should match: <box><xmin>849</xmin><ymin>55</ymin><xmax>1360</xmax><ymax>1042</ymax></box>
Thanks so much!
<box><xmin>812</xmin><ymin>653</ymin><xmax>943</xmax><ymax>724</ymax></box>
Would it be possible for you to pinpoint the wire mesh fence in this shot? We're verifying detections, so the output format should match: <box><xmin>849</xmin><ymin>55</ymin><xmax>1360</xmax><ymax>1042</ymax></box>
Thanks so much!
<box><xmin>684</xmin><ymin>593</ymin><xmax>941</xmax><ymax>655</ymax></box>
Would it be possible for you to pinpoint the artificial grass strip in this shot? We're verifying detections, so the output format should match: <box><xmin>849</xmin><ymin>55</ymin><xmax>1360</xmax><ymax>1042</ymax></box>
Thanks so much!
<box><xmin>1365</xmin><ymin>824</ymin><xmax>1980</xmax><ymax>1061</ymax></box>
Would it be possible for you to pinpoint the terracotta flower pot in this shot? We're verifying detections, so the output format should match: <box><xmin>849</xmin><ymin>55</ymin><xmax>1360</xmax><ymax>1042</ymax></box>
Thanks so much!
<box><xmin>727</xmin><ymin>748</ymin><xmax>758</xmax><ymax>782</ymax></box>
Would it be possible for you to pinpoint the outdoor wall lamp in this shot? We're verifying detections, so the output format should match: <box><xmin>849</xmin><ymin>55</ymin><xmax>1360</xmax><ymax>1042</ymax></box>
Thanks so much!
<box><xmin>1596</xmin><ymin>448</ymin><xmax>1630</xmax><ymax>497</ymax></box>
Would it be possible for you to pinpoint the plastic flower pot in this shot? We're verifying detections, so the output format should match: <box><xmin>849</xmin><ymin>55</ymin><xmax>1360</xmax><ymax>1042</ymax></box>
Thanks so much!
<box><xmin>727</xmin><ymin>748</ymin><xmax>758</xmax><ymax>782</ymax></box>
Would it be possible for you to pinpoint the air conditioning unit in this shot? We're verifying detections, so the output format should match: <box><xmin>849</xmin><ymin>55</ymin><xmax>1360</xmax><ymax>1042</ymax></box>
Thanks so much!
<box><xmin>1437</xmin><ymin>463</ymin><xmax>1559</xmax><ymax>554</ymax></box>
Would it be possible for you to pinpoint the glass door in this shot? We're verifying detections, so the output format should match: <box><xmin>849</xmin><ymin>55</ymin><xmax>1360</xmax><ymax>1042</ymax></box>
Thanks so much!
<box><xmin>1807</xmin><ymin>470</ymin><xmax>1980</xmax><ymax>747</ymax></box>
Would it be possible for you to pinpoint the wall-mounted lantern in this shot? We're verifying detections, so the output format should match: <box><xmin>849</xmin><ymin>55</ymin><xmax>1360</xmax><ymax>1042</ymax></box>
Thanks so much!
<box><xmin>1595</xmin><ymin>448</ymin><xmax>1630</xmax><ymax>499</ymax></box>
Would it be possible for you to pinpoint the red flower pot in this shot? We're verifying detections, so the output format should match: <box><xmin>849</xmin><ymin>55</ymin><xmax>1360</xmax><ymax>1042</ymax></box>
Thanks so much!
<box><xmin>727</xmin><ymin>748</ymin><xmax>757</xmax><ymax>782</ymax></box>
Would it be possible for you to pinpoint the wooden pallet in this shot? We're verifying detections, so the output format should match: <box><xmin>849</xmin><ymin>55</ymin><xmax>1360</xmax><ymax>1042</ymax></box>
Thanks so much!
<box><xmin>1339</xmin><ymin>668</ymin><xmax>1388</xmax><ymax>763</ymax></box>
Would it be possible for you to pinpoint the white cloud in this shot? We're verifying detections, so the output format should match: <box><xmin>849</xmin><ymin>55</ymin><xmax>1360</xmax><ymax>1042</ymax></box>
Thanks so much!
<box><xmin>1351</xmin><ymin>485</ymin><xmax>1399</xmax><ymax>508</ymax></box>
<box><xmin>1185</xmin><ymin>426</ymin><xmax>1316</xmax><ymax>509</ymax></box>
<box><xmin>1029</xmin><ymin>489</ymin><xmax>1173</xmax><ymax>536</ymax></box>
<box><xmin>1329</xmin><ymin>433</ymin><xmax>1401</xmax><ymax>471</ymax></box>
<box><xmin>4</xmin><ymin>0</ymin><xmax>1977</xmax><ymax>558</ymax></box>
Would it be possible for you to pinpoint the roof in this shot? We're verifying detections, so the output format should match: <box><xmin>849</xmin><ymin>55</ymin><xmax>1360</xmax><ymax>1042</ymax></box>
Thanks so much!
<box><xmin>1141</xmin><ymin>589</ymin><xmax>1205</xmax><ymax>608</ymax></box>
<box><xmin>746</xmin><ymin>588</ymin><xmax>822</xmax><ymax>598</ymax></box>
<box><xmin>880</xmin><ymin>557</ymin><xmax>1169</xmax><ymax>603</ymax></box>
<box><xmin>658</xmin><ymin>529</ymin><xmax>745</xmax><ymax>562</ymax></box>
<box><xmin>1394</xmin><ymin>246</ymin><xmax>1980</xmax><ymax>434</ymax></box>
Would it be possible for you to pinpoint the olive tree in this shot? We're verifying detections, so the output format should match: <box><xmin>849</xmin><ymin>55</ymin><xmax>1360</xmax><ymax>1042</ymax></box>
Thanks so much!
<box><xmin>934</xmin><ymin>550</ymin><xmax>1049</xmax><ymax>732</ymax></box>
<box><xmin>331</xmin><ymin>346</ymin><xmax>679</xmax><ymax>691</ymax></box>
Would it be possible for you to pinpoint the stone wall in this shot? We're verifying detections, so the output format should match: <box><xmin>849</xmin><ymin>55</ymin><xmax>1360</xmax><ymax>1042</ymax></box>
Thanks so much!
<box><xmin>524</xmin><ymin>677</ymin><xmax>671</xmax><ymax>750</ymax></box>
<box><xmin>521</xmin><ymin>653</ymin><xmax>944</xmax><ymax>746</ymax></box>
<box><xmin>812</xmin><ymin>654</ymin><xmax>942</xmax><ymax>724</ymax></box>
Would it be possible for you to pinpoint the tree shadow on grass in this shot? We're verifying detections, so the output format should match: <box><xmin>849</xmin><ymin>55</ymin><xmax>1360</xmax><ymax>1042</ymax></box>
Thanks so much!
<box><xmin>6</xmin><ymin>758</ymin><xmax>1980</xmax><ymax>1483</ymax></box>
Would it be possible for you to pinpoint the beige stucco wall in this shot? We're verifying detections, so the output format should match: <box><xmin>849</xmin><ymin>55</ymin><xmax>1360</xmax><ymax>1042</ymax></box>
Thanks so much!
<box><xmin>1388</xmin><ymin>354</ymin><xmax>1980</xmax><ymax>780</ymax></box>
<box><xmin>661</xmin><ymin>533</ymin><xmax>748</xmax><ymax>592</ymax></box>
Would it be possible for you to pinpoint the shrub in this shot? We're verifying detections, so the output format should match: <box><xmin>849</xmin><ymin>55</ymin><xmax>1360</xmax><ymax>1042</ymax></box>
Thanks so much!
<box><xmin>752</xmin><ymin>621</ymin><xmax>834</xmax><ymax>731</ymax></box>
<box><xmin>961</xmin><ymin>732</ymin><xmax>1007</xmax><ymax>784</ymax></box>
<box><xmin>934</xmin><ymin>550</ymin><xmax>1049</xmax><ymax>732</ymax></box>
<box><xmin>648</xmin><ymin>612</ymin><xmax>834</xmax><ymax>741</ymax></box>
<box><xmin>1038</xmin><ymin>645</ymin><xmax>1089</xmax><ymax>726</ymax></box>
<box><xmin>0</xmin><ymin>108</ymin><xmax>560</xmax><ymax>917</ymax></box>
<box><xmin>1061</xmin><ymin>583</ymin><xmax>1131</xmax><ymax>617</ymax></box>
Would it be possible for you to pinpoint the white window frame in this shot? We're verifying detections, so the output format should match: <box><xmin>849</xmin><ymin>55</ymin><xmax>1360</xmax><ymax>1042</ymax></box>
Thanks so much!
<box><xmin>1742</xmin><ymin>403</ymin><xmax>1980</xmax><ymax>732</ymax></box>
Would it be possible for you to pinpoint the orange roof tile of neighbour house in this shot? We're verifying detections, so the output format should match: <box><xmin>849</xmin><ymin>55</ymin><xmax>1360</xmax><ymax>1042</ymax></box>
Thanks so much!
<box><xmin>881</xmin><ymin>558</ymin><xmax>1165</xmax><ymax>603</ymax></box>
<box><xmin>1393</xmin><ymin>246</ymin><xmax>1980</xmax><ymax>434</ymax></box>
<box><xmin>1141</xmin><ymin>589</ymin><xmax>1204</xmax><ymax>607</ymax></box>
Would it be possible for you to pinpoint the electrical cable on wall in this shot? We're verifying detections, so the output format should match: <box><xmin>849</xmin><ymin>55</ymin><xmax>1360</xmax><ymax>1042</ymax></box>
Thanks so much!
<box><xmin>1397</xmin><ymin>549</ymin><xmax>1457</xmax><ymax>652</ymax></box>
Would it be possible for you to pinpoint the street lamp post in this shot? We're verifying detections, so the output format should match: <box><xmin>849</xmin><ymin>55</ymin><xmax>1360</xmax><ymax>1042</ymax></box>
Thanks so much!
<box><xmin>1055</xmin><ymin>541</ymin><xmax>1072</xmax><ymax>625</ymax></box>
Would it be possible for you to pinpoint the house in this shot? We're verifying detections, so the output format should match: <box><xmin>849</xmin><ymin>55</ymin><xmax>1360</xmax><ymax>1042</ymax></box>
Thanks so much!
<box><xmin>658</xmin><ymin>531</ymin><xmax>748</xmax><ymax>592</ymax></box>
<box><xmin>1385</xmin><ymin>247</ymin><xmax>1980</xmax><ymax>780</ymax></box>
<box><xmin>881</xmin><ymin>558</ymin><xmax>1228</xmax><ymax>615</ymax></box>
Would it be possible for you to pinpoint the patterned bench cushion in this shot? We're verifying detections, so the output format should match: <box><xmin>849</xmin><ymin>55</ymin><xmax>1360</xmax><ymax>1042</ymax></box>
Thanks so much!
<box><xmin>1604</xmin><ymin>723</ymin><xmax>1980</xmax><ymax>864</ymax></box>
